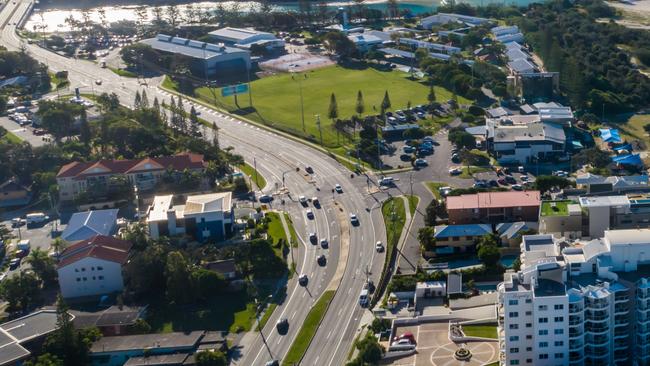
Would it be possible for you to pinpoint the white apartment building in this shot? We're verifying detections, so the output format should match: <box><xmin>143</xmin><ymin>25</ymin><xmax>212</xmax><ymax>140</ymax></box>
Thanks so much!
<box><xmin>498</xmin><ymin>229</ymin><xmax>650</xmax><ymax>366</ymax></box>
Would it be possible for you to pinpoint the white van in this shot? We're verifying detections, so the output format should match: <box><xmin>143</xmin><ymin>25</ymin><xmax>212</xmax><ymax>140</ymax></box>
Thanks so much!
<box><xmin>26</xmin><ymin>212</ymin><xmax>48</xmax><ymax>225</ymax></box>
<box><xmin>359</xmin><ymin>289</ymin><xmax>369</xmax><ymax>307</ymax></box>
<box><xmin>379</xmin><ymin>177</ymin><xmax>394</xmax><ymax>186</ymax></box>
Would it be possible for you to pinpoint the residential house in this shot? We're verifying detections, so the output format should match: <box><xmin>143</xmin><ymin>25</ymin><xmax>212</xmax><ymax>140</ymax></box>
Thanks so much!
<box><xmin>347</xmin><ymin>33</ymin><xmax>384</xmax><ymax>52</ymax></box>
<box><xmin>56</xmin><ymin>153</ymin><xmax>206</xmax><ymax>202</ymax></box>
<box><xmin>433</xmin><ymin>224</ymin><xmax>492</xmax><ymax>254</ymax></box>
<box><xmin>204</xmin><ymin>259</ymin><xmax>238</xmax><ymax>280</ymax></box>
<box><xmin>0</xmin><ymin>310</ymin><xmax>62</xmax><ymax>366</ymax></box>
<box><xmin>0</xmin><ymin>178</ymin><xmax>31</xmax><ymax>208</ymax></box>
<box><xmin>446</xmin><ymin>191</ymin><xmax>541</xmax><ymax>224</ymax></box>
<box><xmin>57</xmin><ymin>235</ymin><xmax>132</xmax><ymax>299</ymax></box>
<box><xmin>71</xmin><ymin>305</ymin><xmax>147</xmax><ymax>336</ymax></box>
<box><xmin>575</xmin><ymin>173</ymin><xmax>649</xmax><ymax>194</ymax></box>
<box><xmin>496</xmin><ymin>221</ymin><xmax>535</xmax><ymax>247</ymax></box>
<box><xmin>140</xmin><ymin>35</ymin><xmax>251</xmax><ymax>78</ymax></box>
<box><xmin>147</xmin><ymin>192</ymin><xmax>234</xmax><ymax>242</ymax></box>
<box><xmin>61</xmin><ymin>209</ymin><xmax>118</xmax><ymax>242</ymax></box>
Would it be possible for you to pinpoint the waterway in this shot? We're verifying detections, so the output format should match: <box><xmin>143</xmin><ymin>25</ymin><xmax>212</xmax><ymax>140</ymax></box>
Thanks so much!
<box><xmin>25</xmin><ymin>0</ymin><xmax>536</xmax><ymax>33</ymax></box>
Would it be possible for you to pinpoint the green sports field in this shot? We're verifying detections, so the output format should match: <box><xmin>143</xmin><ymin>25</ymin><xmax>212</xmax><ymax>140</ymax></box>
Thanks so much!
<box><xmin>172</xmin><ymin>64</ymin><xmax>468</xmax><ymax>148</ymax></box>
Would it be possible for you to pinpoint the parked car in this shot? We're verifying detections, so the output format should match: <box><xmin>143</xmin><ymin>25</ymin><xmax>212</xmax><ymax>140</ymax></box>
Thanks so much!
<box><xmin>451</xmin><ymin>154</ymin><xmax>461</xmax><ymax>163</ymax></box>
<box><xmin>518</xmin><ymin>166</ymin><xmax>525</xmax><ymax>173</ymax></box>
<box><xmin>553</xmin><ymin>170</ymin><xmax>568</xmax><ymax>177</ymax></box>
<box><xmin>505</xmin><ymin>175</ymin><xmax>517</xmax><ymax>184</ymax></box>
<box><xmin>512</xmin><ymin>184</ymin><xmax>524</xmax><ymax>191</ymax></box>
<box><xmin>9</xmin><ymin>258</ymin><xmax>21</xmax><ymax>270</ymax></box>
<box><xmin>11</xmin><ymin>217</ymin><xmax>26</xmax><ymax>227</ymax></box>
<box><xmin>379</xmin><ymin>177</ymin><xmax>394</xmax><ymax>186</ymax></box>
<box><xmin>414</xmin><ymin>159</ymin><xmax>428</xmax><ymax>167</ymax></box>
<box><xmin>449</xmin><ymin>167</ymin><xmax>462</xmax><ymax>175</ymax></box>
<box><xmin>394</xmin><ymin>331</ymin><xmax>417</xmax><ymax>345</ymax></box>
<box><xmin>312</xmin><ymin>197</ymin><xmax>320</xmax><ymax>207</ymax></box>
<box><xmin>259</xmin><ymin>194</ymin><xmax>273</xmax><ymax>203</ymax></box>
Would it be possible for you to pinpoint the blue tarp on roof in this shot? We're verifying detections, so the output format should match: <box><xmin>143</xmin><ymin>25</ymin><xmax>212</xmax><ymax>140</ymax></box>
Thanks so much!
<box><xmin>599</xmin><ymin>128</ymin><xmax>622</xmax><ymax>143</ymax></box>
<box><xmin>612</xmin><ymin>143</ymin><xmax>632</xmax><ymax>151</ymax></box>
<box><xmin>612</xmin><ymin>154</ymin><xmax>642</xmax><ymax>166</ymax></box>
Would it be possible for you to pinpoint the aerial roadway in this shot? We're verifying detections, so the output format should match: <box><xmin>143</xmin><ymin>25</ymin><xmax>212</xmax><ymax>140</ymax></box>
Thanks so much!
<box><xmin>0</xmin><ymin>1</ymin><xmax>388</xmax><ymax>365</ymax></box>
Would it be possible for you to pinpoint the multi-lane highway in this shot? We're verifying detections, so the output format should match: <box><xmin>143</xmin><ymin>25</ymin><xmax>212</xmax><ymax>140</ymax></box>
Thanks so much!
<box><xmin>0</xmin><ymin>2</ymin><xmax>388</xmax><ymax>365</ymax></box>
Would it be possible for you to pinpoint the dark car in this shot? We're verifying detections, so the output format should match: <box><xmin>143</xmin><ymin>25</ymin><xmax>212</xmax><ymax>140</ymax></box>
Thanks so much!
<box><xmin>400</xmin><ymin>154</ymin><xmax>412</xmax><ymax>162</ymax></box>
<box><xmin>276</xmin><ymin>318</ymin><xmax>289</xmax><ymax>334</ymax></box>
<box><xmin>488</xmin><ymin>180</ymin><xmax>499</xmax><ymax>187</ymax></box>
<box><xmin>505</xmin><ymin>175</ymin><xmax>517</xmax><ymax>184</ymax></box>
<box><xmin>299</xmin><ymin>274</ymin><xmax>308</xmax><ymax>286</ymax></box>
<box><xmin>451</xmin><ymin>154</ymin><xmax>461</xmax><ymax>163</ymax></box>
<box><xmin>259</xmin><ymin>194</ymin><xmax>273</xmax><ymax>203</ymax></box>
<box><xmin>317</xmin><ymin>255</ymin><xmax>326</xmax><ymax>266</ymax></box>
<box><xmin>305</xmin><ymin>166</ymin><xmax>314</xmax><ymax>174</ymax></box>
<box><xmin>309</xmin><ymin>233</ymin><xmax>317</xmax><ymax>244</ymax></box>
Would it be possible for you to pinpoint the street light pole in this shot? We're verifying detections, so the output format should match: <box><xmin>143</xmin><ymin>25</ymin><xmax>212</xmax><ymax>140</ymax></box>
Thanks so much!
<box><xmin>316</xmin><ymin>114</ymin><xmax>323</xmax><ymax>146</ymax></box>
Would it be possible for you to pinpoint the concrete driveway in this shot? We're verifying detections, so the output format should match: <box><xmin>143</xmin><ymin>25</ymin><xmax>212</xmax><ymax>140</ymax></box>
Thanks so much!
<box><xmin>385</xmin><ymin>322</ymin><xmax>499</xmax><ymax>366</ymax></box>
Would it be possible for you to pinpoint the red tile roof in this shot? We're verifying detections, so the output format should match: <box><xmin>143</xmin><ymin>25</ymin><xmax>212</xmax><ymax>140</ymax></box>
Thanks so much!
<box><xmin>58</xmin><ymin>235</ymin><xmax>132</xmax><ymax>268</ymax></box>
<box><xmin>56</xmin><ymin>153</ymin><xmax>205</xmax><ymax>179</ymax></box>
<box><xmin>446</xmin><ymin>191</ymin><xmax>541</xmax><ymax>210</ymax></box>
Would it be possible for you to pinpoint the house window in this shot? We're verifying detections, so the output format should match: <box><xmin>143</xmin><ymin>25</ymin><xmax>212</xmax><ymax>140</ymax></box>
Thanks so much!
<box><xmin>525</xmin><ymin>323</ymin><xmax>532</xmax><ymax>328</ymax></box>
<box><xmin>510</xmin><ymin>336</ymin><xmax>519</xmax><ymax>341</ymax></box>
<box><xmin>75</xmin><ymin>268</ymin><xmax>79</xmax><ymax>272</ymax></box>
<box><xmin>539</xmin><ymin>305</ymin><xmax>548</xmax><ymax>311</ymax></box>
<box><xmin>525</xmin><ymin>299</ymin><xmax>532</xmax><ymax>303</ymax></box>
<box><xmin>509</xmin><ymin>300</ymin><xmax>519</xmax><ymax>306</ymax></box>
<box><xmin>83</xmin><ymin>277</ymin><xmax>87</xmax><ymax>281</ymax></box>
<box><xmin>554</xmin><ymin>329</ymin><xmax>564</xmax><ymax>335</ymax></box>
<box><xmin>554</xmin><ymin>353</ymin><xmax>564</xmax><ymax>359</ymax></box>
<box><xmin>92</xmin><ymin>276</ymin><xmax>96</xmax><ymax>280</ymax></box>
<box><xmin>525</xmin><ymin>311</ymin><xmax>532</xmax><ymax>316</ymax></box>
<box><xmin>81</xmin><ymin>267</ymin><xmax>86</xmax><ymax>272</ymax></box>
<box><xmin>539</xmin><ymin>317</ymin><xmax>548</xmax><ymax>323</ymax></box>
<box><xmin>510</xmin><ymin>361</ymin><xmax>519</xmax><ymax>365</ymax></box>
<box><xmin>539</xmin><ymin>342</ymin><xmax>548</xmax><ymax>348</ymax></box>
<box><xmin>510</xmin><ymin>348</ymin><xmax>519</xmax><ymax>353</ymax></box>
<box><xmin>452</xmin><ymin>236</ymin><xmax>460</xmax><ymax>241</ymax></box>
<box><xmin>539</xmin><ymin>330</ymin><xmax>548</xmax><ymax>335</ymax></box>
<box><xmin>510</xmin><ymin>324</ymin><xmax>519</xmax><ymax>330</ymax></box>
<box><xmin>554</xmin><ymin>341</ymin><xmax>563</xmax><ymax>347</ymax></box>
<box><xmin>509</xmin><ymin>312</ymin><xmax>519</xmax><ymax>318</ymax></box>
<box><xmin>97</xmin><ymin>266</ymin><xmax>103</xmax><ymax>271</ymax></box>
<box><xmin>98</xmin><ymin>276</ymin><xmax>104</xmax><ymax>280</ymax></box>
<box><xmin>526</xmin><ymin>335</ymin><xmax>532</xmax><ymax>339</ymax></box>
<box><xmin>539</xmin><ymin>354</ymin><xmax>548</xmax><ymax>360</ymax></box>
<box><xmin>554</xmin><ymin>316</ymin><xmax>564</xmax><ymax>322</ymax></box>
<box><xmin>76</xmin><ymin>278</ymin><xmax>80</xmax><ymax>282</ymax></box>
<box><xmin>554</xmin><ymin>304</ymin><xmax>564</xmax><ymax>310</ymax></box>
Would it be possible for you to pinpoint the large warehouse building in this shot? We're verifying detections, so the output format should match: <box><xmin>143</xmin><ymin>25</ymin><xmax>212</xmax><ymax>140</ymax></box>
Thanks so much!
<box><xmin>140</xmin><ymin>34</ymin><xmax>251</xmax><ymax>78</ymax></box>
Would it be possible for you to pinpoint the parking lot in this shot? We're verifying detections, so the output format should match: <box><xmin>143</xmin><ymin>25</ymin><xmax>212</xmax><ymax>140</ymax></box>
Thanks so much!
<box><xmin>385</xmin><ymin>322</ymin><xmax>499</xmax><ymax>366</ymax></box>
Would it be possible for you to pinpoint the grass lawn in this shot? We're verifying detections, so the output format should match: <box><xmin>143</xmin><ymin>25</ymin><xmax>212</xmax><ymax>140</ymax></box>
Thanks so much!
<box><xmin>169</xmin><ymin>64</ymin><xmax>470</xmax><ymax>149</ymax></box>
<box><xmin>612</xmin><ymin>113</ymin><xmax>650</xmax><ymax>145</ymax></box>
<box><xmin>282</xmin><ymin>290</ymin><xmax>335</xmax><ymax>366</ymax></box>
<box><xmin>425</xmin><ymin>182</ymin><xmax>448</xmax><ymax>200</ymax></box>
<box><xmin>406</xmin><ymin>195</ymin><xmax>419</xmax><ymax>216</ymax></box>
<box><xmin>109</xmin><ymin>67</ymin><xmax>138</xmax><ymax>78</ymax></box>
<box><xmin>459</xmin><ymin>166</ymin><xmax>491</xmax><ymax>179</ymax></box>
<box><xmin>462</xmin><ymin>323</ymin><xmax>498</xmax><ymax>339</ymax></box>
<box><xmin>239</xmin><ymin>162</ymin><xmax>267</xmax><ymax>190</ymax></box>
<box><xmin>266</xmin><ymin>212</ymin><xmax>287</xmax><ymax>245</ymax></box>
<box><xmin>540</xmin><ymin>200</ymin><xmax>573</xmax><ymax>217</ymax></box>
<box><xmin>375</xmin><ymin>197</ymin><xmax>407</xmax><ymax>304</ymax></box>
<box><xmin>147</xmin><ymin>291</ymin><xmax>257</xmax><ymax>334</ymax></box>
<box><xmin>1</xmin><ymin>131</ymin><xmax>22</xmax><ymax>144</ymax></box>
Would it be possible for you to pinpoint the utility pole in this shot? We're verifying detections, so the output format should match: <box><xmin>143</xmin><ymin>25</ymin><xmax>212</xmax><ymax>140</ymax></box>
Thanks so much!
<box><xmin>316</xmin><ymin>114</ymin><xmax>323</xmax><ymax>146</ymax></box>
<box><xmin>409</xmin><ymin>171</ymin><xmax>414</xmax><ymax>198</ymax></box>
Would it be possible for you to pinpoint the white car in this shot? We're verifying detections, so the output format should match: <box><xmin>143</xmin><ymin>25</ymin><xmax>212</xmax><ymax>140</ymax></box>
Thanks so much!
<box><xmin>350</xmin><ymin>214</ymin><xmax>359</xmax><ymax>225</ymax></box>
<box><xmin>335</xmin><ymin>184</ymin><xmax>343</xmax><ymax>193</ymax></box>
<box><xmin>438</xmin><ymin>186</ymin><xmax>452</xmax><ymax>197</ymax></box>
<box><xmin>449</xmin><ymin>167</ymin><xmax>462</xmax><ymax>175</ymax></box>
<box><xmin>379</xmin><ymin>177</ymin><xmax>394</xmax><ymax>186</ymax></box>
<box><xmin>553</xmin><ymin>170</ymin><xmax>568</xmax><ymax>177</ymax></box>
<box><xmin>391</xmin><ymin>338</ymin><xmax>413</xmax><ymax>346</ymax></box>
<box><xmin>299</xmin><ymin>195</ymin><xmax>307</xmax><ymax>204</ymax></box>
<box><xmin>375</xmin><ymin>241</ymin><xmax>384</xmax><ymax>252</ymax></box>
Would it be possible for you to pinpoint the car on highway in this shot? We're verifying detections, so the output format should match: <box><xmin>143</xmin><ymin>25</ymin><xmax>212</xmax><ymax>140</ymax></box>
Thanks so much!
<box><xmin>317</xmin><ymin>254</ymin><xmax>326</xmax><ymax>266</ymax></box>
<box><xmin>309</xmin><ymin>232</ymin><xmax>317</xmax><ymax>244</ymax></box>
<box><xmin>364</xmin><ymin>280</ymin><xmax>375</xmax><ymax>293</ymax></box>
<box><xmin>9</xmin><ymin>258</ymin><xmax>20</xmax><ymax>270</ymax></box>
<box><xmin>449</xmin><ymin>167</ymin><xmax>462</xmax><ymax>175</ymax></box>
<box><xmin>375</xmin><ymin>241</ymin><xmax>384</xmax><ymax>252</ymax></box>
<box><xmin>299</xmin><ymin>195</ymin><xmax>307</xmax><ymax>205</ymax></box>
<box><xmin>265</xmin><ymin>360</ymin><xmax>279</xmax><ymax>366</ymax></box>
<box><xmin>306</xmin><ymin>209</ymin><xmax>314</xmax><ymax>219</ymax></box>
<box><xmin>276</xmin><ymin>318</ymin><xmax>289</xmax><ymax>334</ymax></box>
<box><xmin>259</xmin><ymin>194</ymin><xmax>273</xmax><ymax>203</ymax></box>
<box><xmin>359</xmin><ymin>288</ymin><xmax>369</xmax><ymax>307</ymax></box>
<box><xmin>350</xmin><ymin>214</ymin><xmax>359</xmax><ymax>226</ymax></box>
<box><xmin>312</xmin><ymin>197</ymin><xmax>320</xmax><ymax>207</ymax></box>
<box><xmin>95</xmin><ymin>79</ymin><xmax>102</xmax><ymax>85</ymax></box>
<box><xmin>298</xmin><ymin>274</ymin><xmax>308</xmax><ymax>286</ymax></box>
<box><xmin>335</xmin><ymin>184</ymin><xmax>343</xmax><ymax>193</ymax></box>
<box><xmin>319</xmin><ymin>239</ymin><xmax>329</xmax><ymax>248</ymax></box>
<box><xmin>305</xmin><ymin>166</ymin><xmax>313</xmax><ymax>173</ymax></box>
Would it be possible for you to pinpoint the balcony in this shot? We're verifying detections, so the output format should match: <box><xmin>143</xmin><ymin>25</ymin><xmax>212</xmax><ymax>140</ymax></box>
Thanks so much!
<box><xmin>569</xmin><ymin>330</ymin><xmax>583</xmax><ymax>339</ymax></box>
<box><xmin>586</xmin><ymin>301</ymin><xmax>609</xmax><ymax>310</ymax></box>
<box><xmin>614</xmin><ymin>307</ymin><xmax>628</xmax><ymax>315</ymax></box>
<box><xmin>570</xmin><ymin>340</ymin><xmax>583</xmax><ymax>350</ymax></box>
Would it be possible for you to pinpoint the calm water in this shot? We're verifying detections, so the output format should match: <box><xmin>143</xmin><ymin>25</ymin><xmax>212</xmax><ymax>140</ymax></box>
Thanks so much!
<box><xmin>26</xmin><ymin>0</ymin><xmax>535</xmax><ymax>33</ymax></box>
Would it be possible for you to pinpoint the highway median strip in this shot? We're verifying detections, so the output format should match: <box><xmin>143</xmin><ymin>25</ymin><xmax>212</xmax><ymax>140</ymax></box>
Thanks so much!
<box><xmin>373</xmin><ymin>196</ymin><xmax>407</xmax><ymax>306</ymax></box>
<box><xmin>281</xmin><ymin>290</ymin><xmax>335</xmax><ymax>366</ymax></box>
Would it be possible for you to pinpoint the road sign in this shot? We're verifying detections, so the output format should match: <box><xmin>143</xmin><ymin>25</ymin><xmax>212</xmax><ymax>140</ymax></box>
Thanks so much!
<box><xmin>221</xmin><ymin>83</ymin><xmax>249</xmax><ymax>97</ymax></box>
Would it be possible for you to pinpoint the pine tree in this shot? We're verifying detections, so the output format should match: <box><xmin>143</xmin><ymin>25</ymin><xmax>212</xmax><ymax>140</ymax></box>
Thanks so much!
<box><xmin>211</xmin><ymin>121</ymin><xmax>220</xmax><ymax>150</ymax></box>
<box><xmin>380</xmin><ymin>90</ymin><xmax>391</xmax><ymax>115</ymax></box>
<box><xmin>152</xmin><ymin>97</ymin><xmax>160</xmax><ymax>117</ymax></box>
<box><xmin>177</xmin><ymin>97</ymin><xmax>187</xmax><ymax>133</ymax></box>
<box><xmin>427</xmin><ymin>82</ymin><xmax>436</xmax><ymax>105</ymax></box>
<box><xmin>141</xmin><ymin>89</ymin><xmax>149</xmax><ymax>108</ymax></box>
<box><xmin>78</xmin><ymin>109</ymin><xmax>91</xmax><ymax>146</ymax></box>
<box><xmin>189</xmin><ymin>106</ymin><xmax>202</xmax><ymax>138</ymax></box>
<box><xmin>169</xmin><ymin>97</ymin><xmax>180</xmax><ymax>132</ymax></box>
<box><xmin>355</xmin><ymin>90</ymin><xmax>365</xmax><ymax>116</ymax></box>
<box><xmin>328</xmin><ymin>93</ymin><xmax>339</xmax><ymax>143</ymax></box>
<box><xmin>134</xmin><ymin>91</ymin><xmax>142</xmax><ymax>109</ymax></box>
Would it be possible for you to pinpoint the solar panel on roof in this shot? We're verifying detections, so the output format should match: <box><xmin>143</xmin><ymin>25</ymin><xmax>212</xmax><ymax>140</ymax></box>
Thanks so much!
<box><xmin>187</xmin><ymin>40</ymin><xmax>205</xmax><ymax>48</ymax></box>
<box><xmin>171</xmin><ymin>37</ymin><xmax>188</xmax><ymax>45</ymax></box>
<box><xmin>205</xmin><ymin>44</ymin><xmax>224</xmax><ymax>52</ymax></box>
<box><xmin>156</xmin><ymin>34</ymin><xmax>172</xmax><ymax>41</ymax></box>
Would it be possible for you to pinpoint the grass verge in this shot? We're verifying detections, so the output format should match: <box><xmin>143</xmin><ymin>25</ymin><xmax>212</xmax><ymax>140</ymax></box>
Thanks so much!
<box><xmin>258</xmin><ymin>303</ymin><xmax>278</xmax><ymax>330</ymax></box>
<box><xmin>372</xmin><ymin>197</ymin><xmax>407</xmax><ymax>305</ymax></box>
<box><xmin>459</xmin><ymin>166</ymin><xmax>491</xmax><ymax>179</ymax></box>
<box><xmin>1</xmin><ymin>131</ymin><xmax>22</xmax><ymax>144</ymax></box>
<box><xmin>406</xmin><ymin>195</ymin><xmax>419</xmax><ymax>216</ymax></box>
<box><xmin>283</xmin><ymin>212</ymin><xmax>299</xmax><ymax>247</ymax></box>
<box><xmin>239</xmin><ymin>162</ymin><xmax>267</xmax><ymax>190</ymax></box>
<box><xmin>282</xmin><ymin>290</ymin><xmax>336</xmax><ymax>366</ymax></box>
<box><xmin>462</xmin><ymin>323</ymin><xmax>498</xmax><ymax>339</ymax></box>
<box><xmin>424</xmin><ymin>182</ymin><xmax>447</xmax><ymax>200</ymax></box>
<box><xmin>109</xmin><ymin>67</ymin><xmax>138</xmax><ymax>78</ymax></box>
